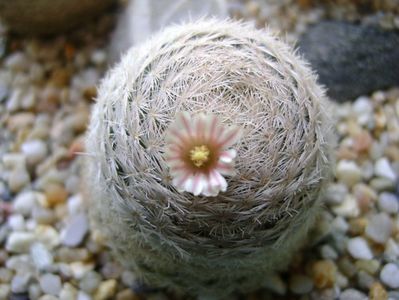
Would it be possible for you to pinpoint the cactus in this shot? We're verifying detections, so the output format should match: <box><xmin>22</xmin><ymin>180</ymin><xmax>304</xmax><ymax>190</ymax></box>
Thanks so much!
<box><xmin>85</xmin><ymin>19</ymin><xmax>336</xmax><ymax>298</ymax></box>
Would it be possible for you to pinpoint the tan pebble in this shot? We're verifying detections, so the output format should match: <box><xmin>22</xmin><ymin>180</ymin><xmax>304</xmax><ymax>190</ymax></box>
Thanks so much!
<box><xmin>245</xmin><ymin>1</ymin><xmax>261</xmax><ymax>17</ymax></box>
<box><xmin>353</xmin><ymin>131</ymin><xmax>373</xmax><ymax>154</ymax></box>
<box><xmin>369</xmin><ymin>282</ymin><xmax>388</xmax><ymax>300</ymax></box>
<box><xmin>348</xmin><ymin>218</ymin><xmax>368</xmax><ymax>235</ymax></box>
<box><xmin>7</xmin><ymin>112</ymin><xmax>35</xmax><ymax>132</ymax></box>
<box><xmin>94</xmin><ymin>279</ymin><xmax>117</xmax><ymax>300</ymax></box>
<box><xmin>385</xmin><ymin>146</ymin><xmax>399</xmax><ymax>162</ymax></box>
<box><xmin>375</xmin><ymin>108</ymin><xmax>387</xmax><ymax>130</ymax></box>
<box><xmin>353</xmin><ymin>183</ymin><xmax>377</xmax><ymax>213</ymax></box>
<box><xmin>312</xmin><ymin>260</ymin><xmax>337</xmax><ymax>289</ymax></box>
<box><xmin>355</xmin><ymin>259</ymin><xmax>380</xmax><ymax>275</ymax></box>
<box><xmin>50</xmin><ymin>68</ymin><xmax>71</xmax><ymax>87</ymax></box>
<box><xmin>116</xmin><ymin>289</ymin><xmax>139</xmax><ymax>300</ymax></box>
<box><xmin>44</xmin><ymin>183</ymin><xmax>68</xmax><ymax>207</ymax></box>
<box><xmin>336</xmin><ymin>146</ymin><xmax>357</xmax><ymax>160</ymax></box>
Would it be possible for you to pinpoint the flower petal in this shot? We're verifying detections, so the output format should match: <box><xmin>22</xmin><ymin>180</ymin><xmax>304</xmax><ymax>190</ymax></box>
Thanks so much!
<box><xmin>219</xmin><ymin>149</ymin><xmax>237</xmax><ymax>163</ymax></box>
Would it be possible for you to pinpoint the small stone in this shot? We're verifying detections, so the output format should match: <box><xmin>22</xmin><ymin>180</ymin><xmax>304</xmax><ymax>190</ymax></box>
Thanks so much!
<box><xmin>116</xmin><ymin>289</ymin><xmax>139</xmax><ymax>300</ymax></box>
<box><xmin>378</xmin><ymin>193</ymin><xmax>399</xmax><ymax>214</ymax></box>
<box><xmin>11</xmin><ymin>274</ymin><xmax>31</xmax><ymax>293</ymax></box>
<box><xmin>262</xmin><ymin>274</ymin><xmax>286</xmax><ymax>295</ymax></box>
<box><xmin>7</xmin><ymin>214</ymin><xmax>25</xmax><ymax>231</ymax></box>
<box><xmin>91</xmin><ymin>50</ymin><xmax>107</xmax><ymax>66</ymax></box>
<box><xmin>44</xmin><ymin>183</ymin><xmax>68</xmax><ymax>207</ymax></box>
<box><xmin>320</xmin><ymin>244</ymin><xmax>338</xmax><ymax>260</ymax></box>
<box><xmin>375</xmin><ymin>158</ymin><xmax>397</xmax><ymax>182</ymax></box>
<box><xmin>347</xmin><ymin>237</ymin><xmax>373</xmax><ymax>260</ymax></box>
<box><xmin>69</xmin><ymin>262</ymin><xmax>94</xmax><ymax>280</ymax></box>
<box><xmin>355</xmin><ymin>259</ymin><xmax>380</xmax><ymax>275</ymax></box>
<box><xmin>0</xmin><ymin>284</ymin><xmax>11</xmax><ymax>299</ymax></box>
<box><xmin>59</xmin><ymin>283</ymin><xmax>78</xmax><ymax>300</ymax></box>
<box><xmin>365</xmin><ymin>213</ymin><xmax>393</xmax><ymax>244</ymax></box>
<box><xmin>34</xmin><ymin>225</ymin><xmax>60</xmax><ymax>249</ymax></box>
<box><xmin>29</xmin><ymin>283</ymin><xmax>42</xmax><ymax>300</ymax></box>
<box><xmin>369</xmin><ymin>282</ymin><xmax>388</xmax><ymax>300</ymax></box>
<box><xmin>30</xmin><ymin>243</ymin><xmax>53</xmax><ymax>271</ymax></box>
<box><xmin>356</xmin><ymin>270</ymin><xmax>375</xmax><ymax>290</ymax></box>
<box><xmin>324</xmin><ymin>184</ymin><xmax>348</xmax><ymax>205</ymax></box>
<box><xmin>77</xmin><ymin>291</ymin><xmax>91</xmax><ymax>300</ymax></box>
<box><xmin>380</xmin><ymin>263</ymin><xmax>399</xmax><ymax>289</ymax></box>
<box><xmin>339</xmin><ymin>288</ymin><xmax>367</xmax><ymax>300</ymax></box>
<box><xmin>352</xmin><ymin>97</ymin><xmax>374</xmax><ymax>125</ymax></box>
<box><xmin>38</xmin><ymin>295</ymin><xmax>58</xmax><ymax>300</ymax></box>
<box><xmin>61</xmin><ymin>213</ymin><xmax>89</xmax><ymax>247</ymax></box>
<box><xmin>67</xmin><ymin>194</ymin><xmax>83</xmax><ymax>215</ymax></box>
<box><xmin>4</xmin><ymin>52</ymin><xmax>29</xmax><ymax>71</ymax></box>
<box><xmin>8</xmin><ymin>168</ymin><xmax>30</xmax><ymax>193</ymax></box>
<box><xmin>289</xmin><ymin>274</ymin><xmax>313</xmax><ymax>294</ymax></box>
<box><xmin>2</xmin><ymin>153</ymin><xmax>26</xmax><ymax>169</ymax></box>
<box><xmin>0</xmin><ymin>268</ymin><xmax>13</xmax><ymax>283</ymax></box>
<box><xmin>21</xmin><ymin>140</ymin><xmax>47</xmax><ymax>166</ymax></box>
<box><xmin>331</xmin><ymin>216</ymin><xmax>349</xmax><ymax>233</ymax></box>
<box><xmin>312</xmin><ymin>260</ymin><xmax>337</xmax><ymax>289</ymax></box>
<box><xmin>13</xmin><ymin>192</ymin><xmax>37</xmax><ymax>216</ymax></box>
<box><xmin>332</xmin><ymin>195</ymin><xmax>360</xmax><ymax>218</ymax></box>
<box><xmin>94</xmin><ymin>279</ymin><xmax>117</xmax><ymax>300</ymax></box>
<box><xmin>384</xmin><ymin>239</ymin><xmax>399</xmax><ymax>260</ymax></box>
<box><xmin>6</xmin><ymin>232</ymin><xmax>35</xmax><ymax>253</ymax></box>
<box><xmin>336</xmin><ymin>160</ymin><xmax>362</xmax><ymax>186</ymax></box>
<box><xmin>79</xmin><ymin>271</ymin><xmax>102</xmax><ymax>294</ymax></box>
<box><xmin>39</xmin><ymin>273</ymin><xmax>62</xmax><ymax>296</ymax></box>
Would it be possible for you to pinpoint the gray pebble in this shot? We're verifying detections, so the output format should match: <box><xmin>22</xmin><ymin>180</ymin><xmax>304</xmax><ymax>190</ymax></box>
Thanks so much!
<box><xmin>365</xmin><ymin>213</ymin><xmax>393</xmax><ymax>244</ymax></box>
<box><xmin>378</xmin><ymin>192</ymin><xmax>399</xmax><ymax>214</ymax></box>
<box><xmin>11</xmin><ymin>274</ymin><xmax>31</xmax><ymax>293</ymax></box>
<box><xmin>30</xmin><ymin>243</ymin><xmax>53</xmax><ymax>271</ymax></box>
<box><xmin>380</xmin><ymin>263</ymin><xmax>399</xmax><ymax>289</ymax></box>
<box><xmin>339</xmin><ymin>288</ymin><xmax>367</xmax><ymax>300</ymax></box>
<box><xmin>61</xmin><ymin>213</ymin><xmax>89</xmax><ymax>247</ymax></box>
<box><xmin>39</xmin><ymin>273</ymin><xmax>62</xmax><ymax>296</ymax></box>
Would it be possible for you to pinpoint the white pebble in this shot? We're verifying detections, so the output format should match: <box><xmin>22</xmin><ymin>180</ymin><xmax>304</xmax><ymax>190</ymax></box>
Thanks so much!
<box><xmin>39</xmin><ymin>273</ymin><xmax>62</xmax><ymax>296</ymax></box>
<box><xmin>352</xmin><ymin>96</ymin><xmax>373</xmax><ymax>126</ymax></box>
<box><xmin>8</xmin><ymin>167</ymin><xmax>30</xmax><ymax>193</ymax></box>
<box><xmin>384</xmin><ymin>239</ymin><xmax>399</xmax><ymax>261</ymax></box>
<box><xmin>289</xmin><ymin>274</ymin><xmax>313</xmax><ymax>294</ymax></box>
<box><xmin>11</xmin><ymin>273</ymin><xmax>31</xmax><ymax>293</ymax></box>
<box><xmin>378</xmin><ymin>193</ymin><xmax>399</xmax><ymax>214</ymax></box>
<box><xmin>21</xmin><ymin>139</ymin><xmax>48</xmax><ymax>166</ymax></box>
<box><xmin>331</xmin><ymin>216</ymin><xmax>349</xmax><ymax>233</ymax></box>
<box><xmin>2</xmin><ymin>153</ymin><xmax>26</xmax><ymax>169</ymax></box>
<box><xmin>0</xmin><ymin>284</ymin><xmax>11</xmax><ymax>299</ymax></box>
<box><xmin>324</xmin><ymin>184</ymin><xmax>348</xmax><ymax>205</ymax></box>
<box><xmin>13</xmin><ymin>191</ymin><xmax>37</xmax><ymax>216</ymax></box>
<box><xmin>332</xmin><ymin>195</ymin><xmax>360</xmax><ymax>218</ymax></box>
<box><xmin>4</xmin><ymin>52</ymin><xmax>29</xmax><ymax>71</ymax></box>
<box><xmin>7</xmin><ymin>214</ymin><xmax>25</xmax><ymax>231</ymax></box>
<box><xmin>30</xmin><ymin>243</ymin><xmax>54</xmax><ymax>271</ymax></box>
<box><xmin>67</xmin><ymin>194</ymin><xmax>83</xmax><ymax>215</ymax></box>
<box><xmin>375</xmin><ymin>158</ymin><xmax>397</xmax><ymax>182</ymax></box>
<box><xmin>77</xmin><ymin>291</ymin><xmax>91</xmax><ymax>300</ymax></box>
<box><xmin>365</xmin><ymin>213</ymin><xmax>393</xmax><ymax>244</ymax></box>
<box><xmin>6</xmin><ymin>232</ymin><xmax>36</xmax><ymax>253</ymax></box>
<box><xmin>320</xmin><ymin>244</ymin><xmax>338</xmax><ymax>260</ymax></box>
<box><xmin>380</xmin><ymin>263</ymin><xmax>399</xmax><ymax>289</ymax></box>
<box><xmin>347</xmin><ymin>237</ymin><xmax>373</xmax><ymax>260</ymax></box>
<box><xmin>336</xmin><ymin>160</ymin><xmax>362</xmax><ymax>186</ymax></box>
<box><xmin>29</xmin><ymin>283</ymin><xmax>42</xmax><ymax>300</ymax></box>
<box><xmin>339</xmin><ymin>288</ymin><xmax>367</xmax><ymax>300</ymax></box>
<box><xmin>61</xmin><ymin>213</ymin><xmax>89</xmax><ymax>247</ymax></box>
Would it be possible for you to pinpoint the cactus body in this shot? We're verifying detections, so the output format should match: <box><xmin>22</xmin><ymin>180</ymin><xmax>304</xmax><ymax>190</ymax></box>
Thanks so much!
<box><xmin>85</xmin><ymin>20</ymin><xmax>335</xmax><ymax>298</ymax></box>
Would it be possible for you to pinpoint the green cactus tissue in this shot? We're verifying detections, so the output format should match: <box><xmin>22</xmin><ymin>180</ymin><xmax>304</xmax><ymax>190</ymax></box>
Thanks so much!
<box><xmin>84</xmin><ymin>19</ymin><xmax>336</xmax><ymax>297</ymax></box>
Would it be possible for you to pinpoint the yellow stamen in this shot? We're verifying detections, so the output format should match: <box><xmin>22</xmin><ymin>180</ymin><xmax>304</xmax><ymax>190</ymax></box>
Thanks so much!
<box><xmin>190</xmin><ymin>145</ymin><xmax>210</xmax><ymax>167</ymax></box>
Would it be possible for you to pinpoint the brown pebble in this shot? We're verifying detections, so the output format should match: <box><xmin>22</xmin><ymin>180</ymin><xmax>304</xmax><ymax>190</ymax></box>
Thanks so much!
<box><xmin>312</xmin><ymin>260</ymin><xmax>337</xmax><ymax>289</ymax></box>
<box><xmin>50</xmin><ymin>68</ymin><xmax>71</xmax><ymax>87</ymax></box>
<box><xmin>348</xmin><ymin>218</ymin><xmax>368</xmax><ymax>236</ymax></box>
<box><xmin>83</xmin><ymin>86</ymin><xmax>97</xmax><ymax>101</ymax></box>
<box><xmin>353</xmin><ymin>131</ymin><xmax>373</xmax><ymax>154</ymax></box>
<box><xmin>116</xmin><ymin>289</ymin><xmax>139</xmax><ymax>300</ymax></box>
<box><xmin>369</xmin><ymin>282</ymin><xmax>388</xmax><ymax>300</ymax></box>
<box><xmin>44</xmin><ymin>183</ymin><xmax>68</xmax><ymax>207</ymax></box>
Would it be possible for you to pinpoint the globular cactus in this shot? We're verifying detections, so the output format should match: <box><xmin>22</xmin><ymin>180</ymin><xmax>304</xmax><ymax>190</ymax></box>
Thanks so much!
<box><xmin>85</xmin><ymin>19</ymin><xmax>335</xmax><ymax>298</ymax></box>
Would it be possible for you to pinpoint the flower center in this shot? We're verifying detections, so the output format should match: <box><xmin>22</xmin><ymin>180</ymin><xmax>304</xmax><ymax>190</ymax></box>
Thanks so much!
<box><xmin>189</xmin><ymin>145</ymin><xmax>210</xmax><ymax>167</ymax></box>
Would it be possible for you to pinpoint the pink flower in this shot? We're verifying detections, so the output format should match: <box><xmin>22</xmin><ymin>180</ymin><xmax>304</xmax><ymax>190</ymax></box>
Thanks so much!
<box><xmin>164</xmin><ymin>112</ymin><xmax>241</xmax><ymax>197</ymax></box>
